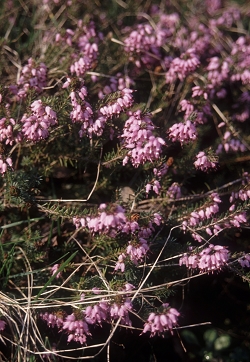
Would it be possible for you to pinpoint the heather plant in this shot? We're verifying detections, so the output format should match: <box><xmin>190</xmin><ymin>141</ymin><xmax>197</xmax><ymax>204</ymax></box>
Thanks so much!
<box><xmin>0</xmin><ymin>0</ymin><xmax>250</xmax><ymax>361</ymax></box>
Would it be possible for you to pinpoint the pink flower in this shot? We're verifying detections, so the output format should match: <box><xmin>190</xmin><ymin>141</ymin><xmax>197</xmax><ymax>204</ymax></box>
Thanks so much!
<box><xmin>0</xmin><ymin>320</ymin><xmax>6</xmax><ymax>331</ymax></box>
<box><xmin>12</xmin><ymin>58</ymin><xmax>47</xmax><ymax>97</ymax></box>
<box><xmin>62</xmin><ymin>313</ymin><xmax>91</xmax><ymax>344</ymax></box>
<box><xmin>180</xmin><ymin>244</ymin><xmax>229</xmax><ymax>272</ymax></box>
<box><xmin>194</xmin><ymin>151</ymin><xmax>218</xmax><ymax>171</ymax></box>
<box><xmin>0</xmin><ymin>155</ymin><xmax>13</xmax><ymax>174</ymax></box>
<box><xmin>21</xmin><ymin>100</ymin><xmax>57</xmax><ymax>142</ymax></box>
<box><xmin>84</xmin><ymin>300</ymin><xmax>109</xmax><ymax>325</ymax></box>
<box><xmin>110</xmin><ymin>298</ymin><xmax>132</xmax><ymax>326</ymax></box>
<box><xmin>168</xmin><ymin>120</ymin><xmax>197</xmax><ymax>144</ymax></box>
<box><xmin>179</xmin><ymin>253</ymin><xmax>199</xmax><ymax>269</ymax></box>
<box><xmin>121</xmin><ymin>110</ymin><xmax>165</xmax><ymax>167</ymax></box>
<box><xmin>40</xmin><ymin>312</ymin><xmax>64</xmax><ymax>329</ymax></box>
<box><xmin>51</xmin><ymin>264</ymin><xmax>61</xmax><ymax>279</ymax></box>
<box><xmin>166</xmin><ymin>183</ymin><xmax>182</xmax><ymax>199</ymax></box>
<box><xmin>114</xmin><ymin>253</ymin><xmax>126</xmax><ymax>272</ymax></box>
<box><xmin>198</xmin><ymin>244</ymin><xmax>229</xmax><ymax>272</ymax></box>
<box><xmin>126</xmin><ymin>238</ymin><xmax>149</xmax><ymax>264</ymax></box>
<box><xmin>165</xmin><ymin>48</ymin><xmax>200</xmax><ymax>83</ymax></box>
<box><xmin>238</xmin><ymin>254</ymin><xmax>250</xmax><ymax>268</ymax></box>
<box><xmin>99</xmin><ymin>89</ymin><xmax>134</xmax><ymax>118</ymax></box>
<box><xmin>141</xmin><ymin>303</ymin><xmax>180</xmax><ymax>336</ymax></box>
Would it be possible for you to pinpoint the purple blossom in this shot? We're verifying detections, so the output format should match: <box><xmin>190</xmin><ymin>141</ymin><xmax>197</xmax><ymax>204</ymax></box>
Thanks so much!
<box><xmin>179</xmin><ymin>100</ymin><xmax>194</xmax><ymax>121</ymax></box>
<box><xmin>0</xmin><ymin>155</ymin><xmax>12</xmax><ymax>174</ymax></box>
<box><xmin>51</xmin><ymin>264</ymin><xmax>61</xmax><ymax>279</ymax></box>
<box><xmin>9</xmin><ymin>58</ymin><xmax>47</xmax><ymax>100</ymax></box>
<box><xmin>145</xmin><ymin>180</ymin><xmax>162</xmax><ymax>195</ymax></box>
<box><xmin>99</xmin><ymin>88</ymin><xmax>134</xmax><ymax>118</ymax></box>
<box><xmin>238</xmin><ymin>254</ymin><xmax>250</xmax><ymax>268</ymax></box>
<box><xmin>206</xmin><ymin>56</ymin><xmax>231</xmax><ymax>87</ymax></box>
<box><xmin>153</xmin><ymin>163</ymin><xmax>169</xmax><ymax>178</ymax></box>
<box><xmin>110</xmin><ymin>298</ymin><xmax>132</xmax><ymax>326</ymax></box>
<box><xmin>21</xmin><ymin>100</ymin><xmax>57</xmax><ymax>141</ymax></box>
<box><xmin>230</xmin><ymin>188</ymin><xmax>250</xmax><ymax>202</ymax></box>
<box><xmin>114</xmin><ymin>253</ymin><xmax>126</xmax><ymax>272</ymax></box>
<box><xmin>74</xmin><ymin>204</ymin><xmax>127</xmax><ymax>236</ymax></box>
<box><xmin>166</xmin><ymin>183</ymin><xmax>182</xmax><ymax>199</ymax></box>
<box><xmin>168</xmin><ymin>120</ymin><xmax>197</xmax><ymax>145</ymax></box>
<box><xmin>180</xmin><ymin>244</ymin><xmax>229</xmax><ymax>272</ymax></box>
<box><xmin>98</xmin><ymin>73</ymin><xmax>135</xmax><ymax>99</ymax></box>
<box><xmin>68</xmin><ymin>83</ymin><xmax>95</xmax><ymax>137</ymax></box>
<box><xmin>179</xmin><ymin>253</ymin><xmax>199</xmax><ymax>269</ymax></box>
<box><xmin>84</xmin><ymin>300</ymin><xmax>109</xmax><ymax>325</ymax></box>
<box><xmin>55</xmin><ymin>21</ymin><xmax>102</xmax><ymax>77</ymax></box>
<box><xmin>181</xmin><ymin>193</ymin><xmax>221</xmax><ymax>236</ymax></box>
<box><xmin>230</xmin><ymin>36</ymin><xmax>250</xmax><ymax>85</ymax></box>
<box><xmin>205</xmin><ymin>0</ymin><xmax>222</xmax><ymax>15</ymax></box>
<box><xmin>152</xmin><ymin>213</ymin><xmax>162</xmax><ymax>226</ymax></box>
<box><xmin>0</xmin><ymin>320</ymin><xmax>6</xmax><ymax>331</ymax></box>
<box><xmin>0</xmin><ymin>116</ymin><xmax>21</xmax><ymax>146</ymax></box>
<box><xmin>194</xmin><ymin>151</ymin><xmax>218</xmax><ymax>171</ymax></box>
<box><xmin>229</xmin><ymin>212</ymin><xmax>247</xmax><ymax>227</ymax></box>
<box><xmin>40</xmin><ymin>312</ymin><xmax>64</xmax><ymax>329</ymax></box>
<box><xmin>121</xmin><ymin>110</ymin><xmax>165</xmax><ymax>167</ymax></box>
<box><xmin>216</xmin><ymin>131</ymin><xmax>247</xmax><ymax>154</ymax></box>
<box><xmin>141</xmin><ymin>303</ymin><xmax>180</xmax><ymax>337</ymax></box>
<box><xmin>126</xmin><ymin>237</ymin><xmax>149</xmax><ymax>264</ymax></box>
<box><xmin>62</xmin><ymin>313</ymin><xmax>91</xmax><ymax>344</ymax></box>
<box><xmin>192</xmin><ymin>86</ymin><xmax>208</xmax><ymax>100</ymax></box>
<box><xmin>123</xmin><ymin>23</ymin><xmax>162</xmax><ymax>68</ymax></box>
<box><xmin>198</xmin><ymin>244</ymin><xmax>229</xmax><ymax>272</ymax></box>
<box><xmin>165</xmin><ymin>48</ymin><xmax>200</xmax><ymax>83</ymax></box>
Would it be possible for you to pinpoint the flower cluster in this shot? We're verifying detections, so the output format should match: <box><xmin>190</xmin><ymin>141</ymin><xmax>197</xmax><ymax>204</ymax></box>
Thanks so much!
<box><xmin>194</xmin><ymin>151</ymin><xmax>218</xmax><ymax>171</ymax></box>
<box><xmin>56</xmin><ymin>20</ymin><xmax>102</xmax><ymax>76</ymax></box>
<box><xmin>206</xmin><ymin>56</ymin><xmax>231</xmax><ymax>88</ymax></box>
<box><xmin>0</xmin><ymin>102</ymin><xmax>22</xmax><ymax>145</ymax></box>
<box><xmin>165</xmin><ymin>48</ymin><xmax>200</xmax><ymax>83</ymax></box>
<box><xmin>123</xmin><ymin>23</ymin><xmax>161</xmax><ymax>68</ymax></box>
<box><xmin>99</xmin><ymin>88</ymin><xmax>134</xmax><ymax>118</ymax></box>
<box><xmin>179</xmin><ymin>244</ymin><xmax>230</xmax><ymax>272</ymax></box>
<box><xmin>62</xmin><ymin>313</ymin><xmax>91</xmax><ymax>344</ymax></box>
<box><xmin>84</xmin><ymin>300</ymin><xmax>109</xmax><ymax>325</ymax></box>
<box><xmin>69</xmin><ymin>85</ymin><xmax>93</xmax><ymax>124</ymax></box>
<box><xmin>2</xmin><ymin>1</ymin><xmax>250</xmax><ymax>358</ymax></box>
<box><xmin>0</xmin><ymin>155</ymin><xmax>12</xmax><ymax>174</ymax></box>
<box><xmin>41</xmin><ymin>283</ymin><xmax>135</xmax><ymax>344</ymax></box>
<box><xmin>74</xmin><ymin>204</ymin><xmax>162</xmax><ymax>272</ymax></box>
<box><xmin>238</xmin><ymin>254</ymin><xmax>250</xmax><ymax>268</ymax></box>
<box><xmin>230</xmin><ymin>36</ymin><xmax>250</xmax><ymax>85</ymax></box>
<box><xmin>73</xmin><ymin>203</ymin><xmax>127</xmax><ymax>237</ymax></box>
<box><xmin>40</xmin><ymin>311</ymin><xmax>90</xmax><ymax>345</ymax></box>
<box><xmin>110</xmin><ymin>298</ymin><xmax>133</xmax><ymax>326</ymax></box>
<box><xmin>97</xmin><ymin>73</ymin><xmax>135</xmax><ymax>99</ymax></box>
<box><xmin>126</xmin><ymin>237</ymin><xmax>149</xmax><ymax>265</ymax></box>
<box><xmin>86</xmin><ymin>288</ymin><xmax>134</xmax><ymax>328</ymax></box>
<box><xmin>167</xmin><ymin>120</ymin><xmax>197</xmax><ymax>145</ymax></box>
<box><xmin>230</xmin><ymin>188</ymin><xmax>250</xmax><ymax>203</ymax></box>
<box><xmin>166</xmin><ymin>182</ymin><xmax>182</xmax><ymax>199</ymax></box>
<box><xmin>145</xmin><ymin>180</ymin><xmax>161</xmax><ymax>195</ymax></box>
<box><xmin>216</xmin><ymin>130</ymin><xmax>247</xmax><ymax>154</ymax></box>
<box><xmin>121</xmin><ymin>110</ymin><xmax>165</xmax><ymax>167</ymax></box>
<box><xmin>10</xmin><ymin>58</ymin><xmax>47</xmax><ymax>98</ymax></box>
<box><xmin>182</xmin><ymin>193</ymin><xmax>222</xmax><ymax>241</ymax></box>
<box><xmin>20</xmin><ymin>100</ymin><xmax>57</xmax><ymax>141</ymax></box>
<box><xmin>141</xmin><ymin>303</ymin><xmax>180</xmax><ymax>337</ymax></box>
<box><xmin>67</xmin><ymin>82</ymin><xmax>95</xmax><ymax>137</ymax></box>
